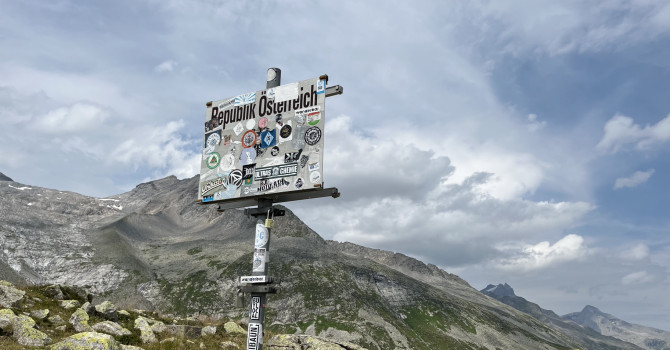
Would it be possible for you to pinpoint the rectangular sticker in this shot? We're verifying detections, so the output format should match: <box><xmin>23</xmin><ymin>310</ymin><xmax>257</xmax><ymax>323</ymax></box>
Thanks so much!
<box><xmin>247</xmin><ymin>323</ymin><xmax>262</xmax><ymax>350</ymax></box>
<box><xmin>274</xmin><ymin>82</ymin><xmax>299</xmax><ymax>102</ymax></box>
<box><xmin>254</xmin><ymin>163</ymin><xmax>298</xmax><ymax>180</ymax></box>
<box><xmin>240</xmin><ymin>276</ymin><xmax>267</xmax><ymax>284</ymax></box>
<box><xmin>253</xmin><ymin>248</ymin><xmax>267</xmax><ymax>272</ymax></box>
<box><xmin>250</xmin><ymin>296</ymin><xmax>261</xmax><ymax>320</ymax></box>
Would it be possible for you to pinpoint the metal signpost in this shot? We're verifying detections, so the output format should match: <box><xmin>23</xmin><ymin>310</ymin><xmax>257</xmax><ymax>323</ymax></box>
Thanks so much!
<box><xmin>198</xmin><ymin>68</ymin><xmax>342</xmax><ymax>350</ymax></box>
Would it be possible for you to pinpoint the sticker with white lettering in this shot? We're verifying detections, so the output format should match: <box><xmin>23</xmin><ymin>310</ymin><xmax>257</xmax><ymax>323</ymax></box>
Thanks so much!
<box><xmin>255</xmin><ymin>163</ymin><xmax>298</xmax><ymax>180</ymax></box>
<box><xmin>247</xmin><ymin>323</ymin><xmax>262</xmax><ymax>350</ymax></box>
<box><xmin>250</xmin><ymin>296</ymin><xmax>261</xmax><ymax>320</ymax></box>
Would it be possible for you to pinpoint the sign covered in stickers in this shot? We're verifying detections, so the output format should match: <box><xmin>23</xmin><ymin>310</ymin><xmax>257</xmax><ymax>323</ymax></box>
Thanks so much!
<box><xmin>198</xmin><ymin>76</ymin><xmax>327</xmax><ymax>203</ymax></box>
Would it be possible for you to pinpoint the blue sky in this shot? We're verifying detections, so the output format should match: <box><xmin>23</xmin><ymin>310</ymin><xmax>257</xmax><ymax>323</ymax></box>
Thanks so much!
<box><xmin>1</xmin><ymin>1</ymin><xmax>670</xmax><ymax>331</ymax></box>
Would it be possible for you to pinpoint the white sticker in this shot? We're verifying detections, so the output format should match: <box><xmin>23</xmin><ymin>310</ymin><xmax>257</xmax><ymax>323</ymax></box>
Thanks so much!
<box><xmin>274</xmin><ymin>82</ymin><xmax>299</xmax><ymax>102</ymax></box>
<box><xmin>253</xmin><ymin>248</ymin><xmax>267</xmax><ymax>272</ymax></box>
<box><xmin>250</xmin><ymin>296</ymin><xmax>261</xmax><ymax>320</ymax></box>
<box><xmin>308</xmin><ymin>162</ymin><xmax>320</xmax><ymax>172</ymax></box>
<box><xmin>255</xmin><ymin>224</ymin><xmax>268</xmax><ymax>248</ymax></box>
<box><xmin>247</xmin><ymin>323</ymin><xmax>262</xmax><ymax>349</ymax></box>
<box><xmin>310</xmin><ymin>171</ymin><xmax>321</xmax><ymax>184</ymax></box>
<box><xmin>234</xmin><ymin>123</ymin><xmax>244</xmax><ymax>136</ymax></box>
<box><xmin>246</xmin><ymin>119</ymin><xmax>256</xmax><ymax>130</ymax></box>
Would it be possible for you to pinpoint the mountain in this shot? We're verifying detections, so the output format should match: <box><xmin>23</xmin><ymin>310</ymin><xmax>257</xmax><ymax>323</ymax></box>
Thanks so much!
<box><xmin>0</xmin><ymin>173</ymin><xmax>616</xmax><ymax>349</ymax></box>
<box><xmin>0</xmin><ymin>172</ymin><xmax>12</xmax><ymax>181</ymax></box>
<box><xmin>481</xmin><ymin>283</ymin><xmax>644</xmax><ymax>350</ymax></box>
<box><xmin>564</xmin><ymin>305</ymin><xmax>670</xmax><ymax>350</ymax></box>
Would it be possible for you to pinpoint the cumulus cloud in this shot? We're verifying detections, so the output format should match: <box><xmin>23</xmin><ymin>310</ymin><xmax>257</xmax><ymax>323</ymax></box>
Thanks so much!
<box><xmin>614</xmin><ymin>169</ymin><xmax>655</xmax><ymax>189</ymax></box>
<box><xmin>621</xmin><ymin>271</ymin><xmax>653</xmax><ymax>285</ymax></box>
<box><xmin>154</xmin><ymin>60</ymin><xmax>178</xmax><ymax>73</ymax></box>
<box><xmin>493</xmin><ymin>234</ymin><xmax>589</xmax><ymax>271</ymax></box>
<box><xmin>597</xmin><ymin>114</ymin><xmax>670</xmax><ymax>153</ymax></box>
<box><xmin>35</xmin><ymin>103</ymin><xmax>109</xmax><ymax>134</ymax></box>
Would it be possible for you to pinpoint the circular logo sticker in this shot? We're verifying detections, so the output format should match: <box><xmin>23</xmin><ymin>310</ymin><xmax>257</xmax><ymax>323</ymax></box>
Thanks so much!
<box><xmin>246</xmin><ymin>119</ymin><xmax>256</xmax><ymax>130</ymax></box>
<box><xmin>242</xmin><ymin>130</ymin><xmax>257</xmax><ymax>148</ymax></box>
<box><xmin>280</xmin><ymin>125</ymin><xmax>292</xmax><ymax>138</ymax></box>
<box><xmin>310</xmin><ymin>171</ymin><xmax>321</xmax><ymax>184</ymax></box>
<box><xmin>270</xmin><ymin>146</ymin><xmax>280</xmax><ymax>156</ymax></box>
<box><xmin>304</xmin><ymin>126</ymin><xmax>322</xmax><ymax>145</ymax></box>
<box><xmin>295</xmin><ymin>177</ymin><xmax>304</xmax><ymax>189</ymax></box>
<box><xmin>206</xmin><ymin>152</ymin><xmax>221</xmax><ymax>169</ymax></box>
<box><xmin>255</xmin><ymin>224</ymin><xmax>269</xmax><ymax>248</ymax></box>
<box><xmin>206</xmin><ymin>132</ymin><xmax>220</xmax><ymax>148</ymax></box>
<box><xmin>219</xmin><ymin>153</ymin><xmax>235</xmax><ymax>171</ymax></box>
<box><xmin>259</xmin><ymin>117</ymin><xmax>268</xmax><ymax>129</ymax></box>
<box><xmin>229</xmin><ymin>169</ymin><xmax>243</xmax><ymax>187</ymax></box>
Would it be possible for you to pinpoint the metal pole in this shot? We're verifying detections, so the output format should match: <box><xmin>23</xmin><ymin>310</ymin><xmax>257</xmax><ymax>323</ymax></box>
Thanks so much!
<box><xmin>245</xmin><ymin>68</ymin><xmax>281</xmax><ymax>350</ymax></box>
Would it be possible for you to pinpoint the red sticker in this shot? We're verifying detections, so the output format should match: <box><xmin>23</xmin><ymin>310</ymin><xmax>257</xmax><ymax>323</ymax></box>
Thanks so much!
<box><xmin>259</xmin><ymin>117</ymin><xmax>268</xmax><ymax>129</ymax></box>
<box><xmin>242</xmin><ymin>130</ymin><xmax>257</xmax><ymax>148</ymax></box>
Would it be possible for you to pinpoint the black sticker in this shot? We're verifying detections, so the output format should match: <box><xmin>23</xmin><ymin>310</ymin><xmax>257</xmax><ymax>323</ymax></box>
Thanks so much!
<box><xmin>229</xmin><ymin>169</ymin><xmax>243</xmax><ymax>187</ymax></box>
<box><xmin>284</xmin><ymin>149</ymin><xmax>303</xmax><ymax>163</ymax></box>
<box><xmin>304</xmin><ymin>126</ymin><xmax>321</xmax><ymax>145</ymax></box>
<box><xmin>270</xmin><ymin>146</ymin><xmax>280</xmax><ymax>156</ymax></box>
<box><xmin>300</xmin><ymin>154</ymin><xmax>309</xmax><ymax>168</ymax></box>
<box><xmin>242</xmin><ymin>164</ymin><xmax>256</xmax><ymax>180</ymax></box>
<box><xmin>280</xmin><ymin>124</ymin><xmax>292</xmax><ymax>138</ymax></box>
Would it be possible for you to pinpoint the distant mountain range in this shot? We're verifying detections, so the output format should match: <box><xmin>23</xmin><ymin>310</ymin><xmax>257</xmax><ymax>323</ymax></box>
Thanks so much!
<box><xmin>482</xmin><ymin>283</ymin><xmax>670</xmax><ymax>350</ymax></box>
<box><xmin>0</xmin><ymin>171</ymin><xmax>666</xmax><ymax>349</ymax></box>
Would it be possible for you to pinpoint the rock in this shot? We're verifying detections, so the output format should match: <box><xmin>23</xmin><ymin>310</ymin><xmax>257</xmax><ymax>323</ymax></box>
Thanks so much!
<box><xmin>118</xmin><ymin>310</ymin><xmax>130</xmax><ymax>317</ymax></box>
<box><xmin>151</xmin><ymin>320</ymin><xmax>166</xmax><ymax>333</ymax></box>
<box><xmin>202</xmin><ymin>325</ymin><xmax>217</xmax><ymax>336</ymax></box>
<box><xmin>121</xmin><ymin>345</ymin><xmax>144</xmax><ymax>350</ymax></box>
<box><xmin>31</xmin><ymin>308</ymin><xmax>50</xmax><ymax>320</ymax></box>
<box><xmin>61</xmin><ymin>285</ymin><xmax>93</xmax><ymax>302</ymax></box>
<box><xmin>134</xmin><ymin>316</ymin><xmax>157</xmax><ymax>344</ymax></box>
<box><xmin>0</xmin><ymin>280</ymin><xmax>25</xmax><ymax>308</ymax></box>
<box><xmin>223</xmin><ymin>321</ymin><xmax>246</xmax><ymax>335</ymax></box>
<box><xmin>160</xmin><ymin>337</ymin><xmax>175</xmax><ymax>343</ymax></box>
<box><xmin>82</xmin><ymin>301</ymin><xmax>96</xmax><ymax>314</ymax></box>
<box><xmin>200</xmin><ymin>342</ymin><xmax>206</xmax><ymax>349</ymax></box>
<box><xmin>13</xmin><ymin>314</ymin><xmax>52</xmax><ymax>347</ymax></box>
<box><xmin>164</xmin><ymin>324</ymin><xmax>202</xmax><ymax>338</ymax></box>
<box><xmin>92</xmin><ymin>320</ymin><xmax>132</xmax><ymax>336</ymax></box>
<box><xmin>56</xmin><ymin>325</ymin><xmax>67</xmax><ymax>332</ymax></box>
<box><xmin>44</xmin><ymin>285</ymin><xmax>65</xmax><ymax>300</ymax></box>
<box><xmin>60</xmin><ymin>299</ymin><xmax>81</xmax><ymax>309</ymax></box>
<box><xmin>266</xmin><ymin>334</ymin><xmax>367</xmax><ymax>350</ymax></box>
<box><xmin>221</xmin><ymin>341</ymin><xmax>239</xmax><ymax>348</ymax></box>
<box><xmin>48</xmin><ymin>314</ymin><xmax>65</xmax><ymax>324</ymax></box>
<box><xmin>95</xmin><ymin>301</ymin><xmax>118</xmax><ymax>321</ymax></box>
<box><xmin>50</xmin><ymin>331</ymin><xmax>122</xmax><ymax>350</ymax></box>
<box><xmin>69</xmin><ymin>307</ymin><xmax>93</xmax><ymax>332</ymax></box>
<box><xmin>0</xmin><ymin>308</ymin><xmax>17</xmax><ymax>332</ymax></box>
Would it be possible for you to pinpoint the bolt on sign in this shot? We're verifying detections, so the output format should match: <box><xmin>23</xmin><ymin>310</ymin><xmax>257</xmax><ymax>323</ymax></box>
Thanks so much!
<box><xmin>199</xmin><ymin>77</ymin><xmax>328</xmax><ymax>203</ymax></box>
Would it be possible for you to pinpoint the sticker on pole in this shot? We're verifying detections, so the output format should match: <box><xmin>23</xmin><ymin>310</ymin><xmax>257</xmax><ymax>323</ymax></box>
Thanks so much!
<box><xmin>253</xmin><ymin>248</ymin><xmax>267</xmax><ymax>272</ymax></box>
<box><xmin>250</xmin><ymin>296</ymin><xmax>261</xmax><ymax>320</ymax></box>
<box><xmin>255</xmin><ymin>224</ymin><xmax>268</xmax><ymax>248</ymax></box>
<box><xmin>247</xmin><ymin>323</ymin><xmax>262</xmax><ymax>350</ymax></box>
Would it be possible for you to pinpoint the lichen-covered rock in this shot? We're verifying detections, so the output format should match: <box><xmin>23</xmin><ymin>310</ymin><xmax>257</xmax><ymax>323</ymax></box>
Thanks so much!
<box><xmin>50</xmin><ymin>331</ymin><xmax>122</xmax><ymax>350</ymax></box>
<box><xmin>48</xmin><ymin>314</ymin><xmax>65</xmax><ymax>324</ymax></box>
<box><xmin>150</xmin><ymin>320</ymin><xmax>166</xmax><ymax>333</ymax></box>
<box><xmin>95</xmin><ymin>301</ymin><xmax>118</xmax><ymax>321</ymax></box>
<box><xmin>0</xmin><ymin>280</ymin><xmax>25</xmax><ymax>308</ymax></box>
<box><xmin>202</xmin><ymin>325</ymin><xmax>217</xmax><ymax>336</ymax></box>
<box><xmin>118</xmin><ymin>310</ymin><xmax>130</xmax><ymax>317</ymax></box>
<box><xmin>223</xmin><ymin>321</ymin><xmax>246</xmax><ymax>335</ymax></box>
<box><xmin>221</xmin><ymin>340</ymin><xmax>239</xmax><ymax>348</ymax></box>
<box><xmin>31</xmin><ymin>308</ymin><xmax>50</xmax><ymax>320</ymax></box>
<box><xmin>92</xmin><ymin>320</ymin><xmax>132</xmax><ymax>336</ymax></box>
<box><xmin>82</xmin><ymin>301</ymin><xmax>96</xmax><ymax>314</ymax></box>
<box><xmin>60</xmin><ymin>299</ymin><xmax>81</xmax><ymax>309</ymax></box>
<box><xmin>266</xmin><ymin>334</ymin><xmax>367</xmax><ymax>350</ymax></box>
<box><xmin>69</xmin><ymin>307</ymin><xmax>93</xmax><ymax>332</ymax></box>
<box><xmin>13</xmin><ymin>314</ymin><xmax>52</xmax><ymax>346</ymax></box>
<box><xmin>121</xmin><ymin>345</ymin><xmax>144</xmax><ymax>350</ymax></box>
<box><xmin>164</xmin><ymin>324</ymin><xmax>202</xmax><ymax>338</ymax></box>
<box><xmin>0</xmin><ymin>308</ymin><xmax>17</xmax><ymax>332</ymax></box>
<box><xmin>134</xmin><ymin>316</ymin><xmax>157</xmax><ymax>344</ymax></box>
<box><xmin>44</xmin><ymin>285</ymin><xmax>65</xmax><ymax>300</ymax></box>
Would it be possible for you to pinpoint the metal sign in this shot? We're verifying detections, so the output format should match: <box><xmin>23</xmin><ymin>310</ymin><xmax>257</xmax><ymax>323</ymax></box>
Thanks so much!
<box><xmin>199</xmin><ymin>77</ymin><xmax>327</xmax><ymax>204</ymax></box>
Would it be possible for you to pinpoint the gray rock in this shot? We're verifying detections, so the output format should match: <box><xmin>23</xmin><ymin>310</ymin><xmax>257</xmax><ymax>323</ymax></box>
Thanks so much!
<box><xmin>95</xmin><ymin>300</ymin><xmax>119</xmax><ymax>321</ymax></box>
<box><xmin>223</xmin><ymin>321</ymin><xmax>246</xmax><ymax>335</ymax></box>
<box><xmin>93</xmin><ymin>320</ymin><xmax>132</xmax><ymax>336</ymax></box>
<box><xmin>82</xmin><ymin>301</ymin><xmax>96</xmax><ymax>314</ymax></box>
<box><xmin>55</xmin><ymin>325</ymin><xmax>67</xmax><ymax>332</ymax></box>
<box><xmin>164</xmin><ymin>324</ymin><xmax>203</xmax><ymax>338</ymax></box>
<box><xmin>69</xmin><ymin>307</ymin><xmax>93</xmax><ymax>332</ymax></box>
<box><xmin>31</xmin><ymin>308</ymin><xmax>50</xmax><ymax>320</ymax></box>
<box><xmin>60</xmin><ymin>299</ymin><xmax>81</xmax><ymax>309</ymax></box>
<box><xmin>266</xmin><ymin>334</ymin><xmax>367</xmax><ymax>350</ymax></box>
<box><xmin>202</xmin><ymin>325</ymin><xmax>217</xmax><ymax>336</ymax></box>
<box><xmin>44</xmin><ymin>284</ymin><xmax>65</xmax><ymax>300</ymax></box>
<box><xmin>134</xmin><ymin>316</ymin><xmax>157</xmax><ymax>344</ymax></box>
<box><xmin>151</xmin><ymin>320</ymin><xmax>167</xmax><ymax>333</ymax></box>
<box><xmin>121</xmin><ymin>345</ymin><xmax>145</xmax><ymax>350</ymax></box>
<box><xmin>0</xmin><ymin>308</ymin><xmax>17</xmax><ymax>332</ymax></box>
<box><xmin>0</xmin><ymin>280</ymin><xmax>25</xmax><ymax>308</ymax></box>
<box><xmin>221</xmin><ymin>341</ymin><xmax>239</xmax><ymax>348</ymax></box>
<box><xmin>48</xmin><ymin>314</ymin><xmax>65</xmax><ymax>324</ymax></box>
<box><xmin>12</xmin><ymin>314</ymin><xmax>52</xmax><ymax>347</ymax></box>
<box><xmin>118</xmin><ymin>310</ymin><xmax>131</xmax><ymax>317</ymax></box>
<box><xmin>62</xmin><ymin>285</ymin><xmax>93</xmax><ymax>302</ymax></box>
<box><xmin>50</xmin><ymin>331</ymin><xmax>122</xmax><ymax>350</ymax></box>
<box><xmin>0</xmin><ymin>172</ymin><xmax>12</xmax><ymax>181</ymax></box>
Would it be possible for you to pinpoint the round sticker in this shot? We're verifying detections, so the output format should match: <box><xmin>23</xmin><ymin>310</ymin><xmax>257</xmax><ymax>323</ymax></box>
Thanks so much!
<box><xmin>295</xmin><ymin>177</ymin><xmax>304</xmax><ymax>189</ymax></box>
<box><xmin>259</xmin><ymin>117</ymin><xmax>268</xmax><ymax>129</ymax></box>
<box><xmin>240</xmin><ymin>148</ymin><xmax>257</xmax><ymax>166</ymax></box>
<box><xmin>295</xmin><ymin>114</ymin><xmax>305</xmax><ymax>125</ymax></box>
<box><xmin>219</xmin><ymin>153</ymin><xmax>235</xmax><ymax>171</ymax></box>
<box><xmin>206</xmin><ymin>132</ymin><xmax>220</xmax><ymax>148</ymax></box>
<box><xmin>206</xmin><ymin>152</ymin><xmax>221</xmax><ymax>169</ymax></box>
<box><xmin>275</xmin><ymin>113</ymin><xmax>283</xmax><ymax>126</ymax></box>
<box><xmin>255</xmin><ymin>224</ymin><xmax>269</xmax><ymax>248</ymax></box>
<box><xmin>304</xmin><ymin>126</ymin><xmax>322</xmax><ymax>145</ymax></box>
<box><xmin>307</xmin><ymin>112</ymin><xmax>321</xmax><ymax>126</ymax></box>
<box><xmin>280</xmin><ymin>125</ymin><xmax>292</xmax><ymax>138</ymax></box>
<box><xmin>229</xmin><ymin>169</ymin><xmax>243</xmax><ymax>187</ymax></box>
<box><xmin>242</xmin><ymin>130</ymin><xmax>257</xmax><ymax>148</ymax></box>
<box><xmin>246</xmin><ymin>119</ymin><xmax>256</xmax><ymax>130</ymax></box>
<box><xmin>270</xmin><ymin>146</ymin><xmax>280</xmax><ymax>156</ymax></box>
<box><xmin>310</xmin><ymin>171</ymin><xmax>321</xmax><ymax>184</ymax></box>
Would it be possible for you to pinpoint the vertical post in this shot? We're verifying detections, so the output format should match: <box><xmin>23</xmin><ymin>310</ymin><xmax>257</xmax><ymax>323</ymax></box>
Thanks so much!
<box><xmin>246</xmin><ymin>68</ymin><xmax>281</xmax><ymax>350</ymax></box>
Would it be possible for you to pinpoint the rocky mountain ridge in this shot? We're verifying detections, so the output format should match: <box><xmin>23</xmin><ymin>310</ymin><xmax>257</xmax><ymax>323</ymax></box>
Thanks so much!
<box><xmin>0</xmin><ymin>172</ymin><xmax>651</xmax><ymax>349</ymax></box>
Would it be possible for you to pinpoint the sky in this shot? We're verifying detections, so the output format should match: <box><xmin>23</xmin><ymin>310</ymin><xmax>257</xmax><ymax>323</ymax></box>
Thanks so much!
<box><xmin>1</xmin><ymin>0</ymin><xmax>670</xmax><ymax>332</ymax></box>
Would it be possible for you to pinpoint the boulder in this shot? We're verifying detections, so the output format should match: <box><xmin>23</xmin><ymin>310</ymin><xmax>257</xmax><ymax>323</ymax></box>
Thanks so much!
<box><xmin>60</xmin><ymin>300</ymin><xmax>81</xmax><ymax>309</ymax></box>
<box><xmin>202</xmin><ymin>325</ymin><xmax>217</xmax><ymax>336</ymax></box>
<box><xmin>266</xmin><ymin>334</ymin><xmax>367</xmax><ymax>350</ymax></box>
<box><xmin>82</xmin><ymin>302</ymin><xmax>96</xmax><ymax>314</ymax></box>
<box><xmin>121</xmin><ymin>345</ymin><xmax>144</xmax><ymax>350</ymax></box>
<box><xmin>221</xmin><ymin>340</ymin><xmax>239</xmax><ymax>348</ymax></box>
<box><xmin>223</xmin><ymin>321</ymin><xmax>246</xmax><ymax>335</ymax></box>
<box><xmin>31</xmin><ymin>308</ymin><xmax>50</xmax><ymax>320</ymax></box>
<box><xmin>0</xmin><ymin>308</ymin><xmax>17</xmax><ymax>332</ymax></box>
<box><xmin>0</xmin><ymin>280</ymin><xmax>25</xmax><ymax>308</ymax></box>
<box><xmin>92</xmin><ymin>320</ymin><xmax>132</xmax><ymax>336</ymax></box>
<box><xmin>164</xmin><ymin>324</ymin><xmax>202</xmax><ymax>338</ymax></box>
<box><xmin>95</xmin><ymin>301</ymin><xmax>118</xmax><ymax>321</ymax></box>
<box><xmin>134</xmin><ymin>316</ymin><xmax>157</xmax><ymax>344</ymax></box>
<box><xmin>44</xmin><ymin>285</ymin><xmax>65</xmax><ymax>300</ymax></box>
<box><xmin>13</xmin><ymin>314</ymin><xmax>52</xmax><ymax>347</ymax></box>
<box><xmin>50</xmin><ymin>332</ymin><xmax>122</xmax><ymax>350</ymax></box>
<box><xmin>151</xmin><ymin>320</ymin><xmax>167</xmax><ymax>333</ymax></box>
<box><xmin>48</xmin><ymin>314</ymin><xmax>65</xmax><ymax>325</ymax></box>
<box><xmin>118</xmin><ymin>310</ymin><xmax>131</xmax><ymax>317</ymax></box>
<box><xmin>69</xmin><ymin>307</ymin><xmax>93</xmax><ymax>332</ymax></box>
<box><xmin>61</xmin><ymin>285</ymin><xmax>93</xmax><ymax>302</ymax></box>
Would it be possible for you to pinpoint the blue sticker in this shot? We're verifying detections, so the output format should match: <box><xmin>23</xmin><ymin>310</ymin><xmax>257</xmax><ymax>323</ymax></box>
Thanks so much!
<box><xmin>261</xmin><ymin>129</ymin><xmax>277</xmax><ymax>148</ymax></box>
<box><xmin>317</xmin><ymin>80</ymin><xmax>326</xmax><ymax>94</ymax></box>
<box><xmin>240</xmin><ymin>148</ymin><xmax>257</xmax><ymax>166</ymax></box>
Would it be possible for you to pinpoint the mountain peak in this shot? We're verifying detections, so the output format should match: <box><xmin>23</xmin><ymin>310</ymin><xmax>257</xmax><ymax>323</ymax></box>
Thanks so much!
<box><xmin>0</xmin><ymin>172</ymin><xmax>13</xmax><ymax>181</ymax></box>
<box><xmin>481</xmin><ymin>283</ymin><xmax>516</xmax><ymax>298</ymax></box>
<box><xmin>581</xmin><ymin>305</ymin><xmax>602</xmax><ymax>314</ymax></box>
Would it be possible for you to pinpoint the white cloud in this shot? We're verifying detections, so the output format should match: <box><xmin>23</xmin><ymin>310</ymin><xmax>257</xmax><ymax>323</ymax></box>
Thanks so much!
<box><xmin>621</xmin><ymin>243</ymin><xmax>650</xmax><ymax>261</ymax></box>
<box><xmin>597</xmin><ymin>114</ymin><xmax>670</xmax><ymax>153</ymax></box>
<box><xmin>621</xmin><ymin>271</ymin><xmax>653</xmax><ymax>285</ymax></box>
<box><xmin>154</xmin><ymin>60</ymin><xmax>178</xmax><ymax>73</ymax></box>
<box><xmin>493</xmin><ymin>234</ymin><xmax>589</xmax><ymax>271</ymax></box>
<box><xmin>35</xmin><ymin>103</ymin><xmax>109</xmax><ymax>134</ymax></box>
<box><xmin>614</xmin><ymin>169</ymin><xmax>655</xmax><ymax>189</ymax></box>
<box><xmin>527</xmin><ymin>114</ymin><xmax>546</xmax><ymax>132</ymax></box>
